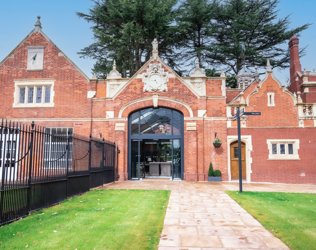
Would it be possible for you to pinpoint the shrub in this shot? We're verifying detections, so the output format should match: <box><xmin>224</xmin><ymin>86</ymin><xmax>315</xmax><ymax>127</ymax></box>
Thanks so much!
<box><xmin>213</xmin><ymin>170</ymin><xmax>221</xmax><ymax>177</ymax></box>
<box><xmin>208</xmin><ymin>162</ymin><xmax>214</xmax><ymax>176</ymax></box>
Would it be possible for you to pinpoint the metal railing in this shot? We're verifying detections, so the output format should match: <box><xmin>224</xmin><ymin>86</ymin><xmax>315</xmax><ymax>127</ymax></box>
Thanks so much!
<box><xmin>0</xmin><ymin>120</ymin><xmax>118</xmax><ymax>225</ymax></box>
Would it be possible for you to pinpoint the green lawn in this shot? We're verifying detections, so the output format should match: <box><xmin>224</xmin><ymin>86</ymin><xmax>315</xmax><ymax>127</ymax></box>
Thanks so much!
<box><xmin>226</xmin><ymin>191</ymin><xmax>316</xmax><ymax>250</ymax></box>
<box><xmin>0</xmin><ymin>189</ymin><xmax>170</xmax><ymax>250</ymax></box>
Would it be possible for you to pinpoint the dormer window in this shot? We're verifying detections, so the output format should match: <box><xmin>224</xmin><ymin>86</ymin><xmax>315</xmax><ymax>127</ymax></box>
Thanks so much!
<box><xmin>27</xmin><ymin>46</ymin><xmax>45</xmax><ymax>71</ymax></box>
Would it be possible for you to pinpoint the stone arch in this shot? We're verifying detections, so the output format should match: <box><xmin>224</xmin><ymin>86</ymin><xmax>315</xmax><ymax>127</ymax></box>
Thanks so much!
<box><xmin>119</xmin><ymin>97</ymin><xmax>193</xmax><ymax>118</ymax></box>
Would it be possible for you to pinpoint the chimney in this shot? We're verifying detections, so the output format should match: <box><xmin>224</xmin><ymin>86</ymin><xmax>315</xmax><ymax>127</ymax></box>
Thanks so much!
<box><xmin>288</xmin><ymin>34</ymin><xmax>302</xmax><ymax>93</ymax></box>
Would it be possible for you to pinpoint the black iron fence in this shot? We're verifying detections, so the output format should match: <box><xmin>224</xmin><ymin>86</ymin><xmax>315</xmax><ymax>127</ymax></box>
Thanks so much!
<box><xmin>0</xmin><ymin>120</ymin><xmax>118</xmax><ymax>226</ymax></box>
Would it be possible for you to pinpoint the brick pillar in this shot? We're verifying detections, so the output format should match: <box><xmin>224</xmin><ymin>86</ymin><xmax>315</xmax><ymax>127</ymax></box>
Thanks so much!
<box><xmin>197</xmin><ymin>120</ymin><xmax>206</xmax><ymax>181</ymax></box>
<box><xmin>184</xmin><ymin>122</ymin><xmax>198</xmax><ymax>181</ymax></box>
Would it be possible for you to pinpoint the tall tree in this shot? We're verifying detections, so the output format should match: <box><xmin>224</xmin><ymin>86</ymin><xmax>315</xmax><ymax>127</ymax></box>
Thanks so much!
<box><xmin>175</xmin><ymin>0</ymin><xmax>218</xmax><ymax>72</ymax></box>
<box><xmin>77</xmin><ymin>0</ymin><xmax>177</xmax><ymax>78</ymax></box>
<box><xmin>205</xmin><ymin>0</ymin><xmax>311</xmax><ymax>75</ymax></box>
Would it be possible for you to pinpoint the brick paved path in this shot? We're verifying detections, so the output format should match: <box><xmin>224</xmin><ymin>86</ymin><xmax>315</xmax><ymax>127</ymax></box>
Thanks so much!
<box><xmin>101</xmin><ymin>181</ymin><xmax>316</xmax><ymax>249</ymax></box>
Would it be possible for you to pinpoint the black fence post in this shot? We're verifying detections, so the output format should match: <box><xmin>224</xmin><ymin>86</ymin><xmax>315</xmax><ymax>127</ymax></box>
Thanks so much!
<box><xmin>66</xmin><ymin>132</ymin><xmax>71</xmax><ymax>198</ymax></box>
<box><xmin>0</xmin><ymin>120</ymin><xmax>7</xmax><ymax>223</ymax></box>
<box><xmin>102</xmin><ymin>138</ymin><xmax>105</xmax><ymax>185</ymax></box>
<box><xmin>26</xmin><ymin>121</ymin><xmax>35</xmax><ymax>213</ymax></box>
<box><xmin>88</xmin><ymin>134</ymin><xmax>92</xmax><ymax>189</ymax></box>
<box><xmin>116</xmin><ymin>145</ymin><xmax>119</xmax><ymax>182</ymax></box>
<box><xmin>113</xmin><ymin>142</ymin><xmax>116</xmax><ymax>182</ymax></box>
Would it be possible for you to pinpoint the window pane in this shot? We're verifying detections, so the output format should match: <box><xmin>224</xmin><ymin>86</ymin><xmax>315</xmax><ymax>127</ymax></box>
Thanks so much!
<box><xmin>45</xmin><ymin>86</ymin><xmax>51</xmax><ymax>103</ymax></box>
<box><xmin>280</xmin><ymin>144</ymin><xmax>285</xmax><ymax>154</ymax></box>
<box><xmin>234</xmin><ymin>147</ymin><xmax>238</xmax><ymax>158</ymax></box>
<box><xmin>36</xmin><ymin>87</ymin><xmax>42</xmax><ymax>103</ymax></box>
<box><xmin>173</xmin><ymin>139</ymin><xmax>181</xmax><ymax>179</ymax></box>
<box><xmin>131</xmin><ymin>112</ymin><xmax>139</xmax><ymax>135</ymax></box>
<box><xmin>28</xmin><ymin>87</ymin><xmax>34</xmax><ymax>103</ymax></box>
<box><xmin>173</xmin><ymin>111</ymin><xmax>181</xmax><ymax>135</ymax></box>
<box><xmin>19</xmin><ymin>87</ymin><xmax>26</xmax><ymax>103</ymax></box>
<box><xmin>140</xmin><ymin>108</ymin><xmax>172</xmax><ymax>135</ymax></box>
<box><xmin>288</xmin><ymin>144</ymin><xmax>294</xmax><ymax>154</ymax></box>
<box><xmin>272</xmin><ymin>144</ymin><xmax>277</xmax><ymax>154</ymax></box>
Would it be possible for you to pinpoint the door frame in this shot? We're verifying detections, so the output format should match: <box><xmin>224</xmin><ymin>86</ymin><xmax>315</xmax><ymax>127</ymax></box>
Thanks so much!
<box><xmin>227</xmin><ymin>135</ymin><xmax>252</xmax><ymax>182</ymax></box>
<box><xmin>127</xmin><ymin>108</ymin><xmax>184</xmax><ymax>180</ymax></box>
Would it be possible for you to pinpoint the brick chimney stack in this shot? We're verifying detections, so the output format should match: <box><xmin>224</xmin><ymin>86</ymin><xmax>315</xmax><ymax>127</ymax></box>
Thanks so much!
<box><xmin>288</xmin><ymin>34</ymin><xmax>302</xmax><ymax>93</ymax></box>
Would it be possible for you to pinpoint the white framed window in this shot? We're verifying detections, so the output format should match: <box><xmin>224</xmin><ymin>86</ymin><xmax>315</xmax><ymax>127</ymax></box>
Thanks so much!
<box><xmin>267</xmin><ymin>93</ymin><xmax>275</xmax><ymax>106</ymax></box>
<box><xmin>267</xmin><ymin>140</ymin><xmax>299</xmax><ymax>160</ymax></box>
<box><xmin>27</xmin><ymin>46</ymin><xmax>45</xmax><ymax>71</ymax></box>
<box><xmin>13</xmin><ymin>79</ymin><xmax>55</xmax><ymax>108</ymax></box>
<box><xmin>44</xmin><ymin>128</ymin><xmax>73</xmax><ymax>169</ymax></box>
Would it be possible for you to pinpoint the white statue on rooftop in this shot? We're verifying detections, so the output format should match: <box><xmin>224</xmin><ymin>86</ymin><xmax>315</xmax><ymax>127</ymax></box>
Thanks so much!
<box><xmin>152</xmin><ymin>38</ymin><xmax>158</xmax><ymax>52</ymax></box>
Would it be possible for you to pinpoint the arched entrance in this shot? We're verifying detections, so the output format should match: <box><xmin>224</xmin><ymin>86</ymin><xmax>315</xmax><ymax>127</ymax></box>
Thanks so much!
<box><xmin>230</xmin><ymin>141</ymin><xmax>246</xmax><ymax>180</ymax></box>
<box><xmin>128</xmin><ymin>107</ymin><xmax>184</xmax><ymax>180</ymax></box>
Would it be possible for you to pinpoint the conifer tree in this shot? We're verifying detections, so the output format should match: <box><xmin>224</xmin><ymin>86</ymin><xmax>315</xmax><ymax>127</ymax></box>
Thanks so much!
<box><xmin>175</xmin><ymin>0</ymin><xmax>218</xmax><ymax>71</ymax></box>
<box><xmin>77</xmin><ymin>0</ymin><xmax>177</xmax><ymax>78</ymax></box>
<box><xmin>205</xmin><ymin>0</ymin><xmax>310</xmax><ymax>74</ymax></box>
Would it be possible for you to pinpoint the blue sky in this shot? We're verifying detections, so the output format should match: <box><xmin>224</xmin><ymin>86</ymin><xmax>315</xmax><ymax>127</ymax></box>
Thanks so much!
<box><xmin>0</xmin><ymin>0</ymin><xmax>315</xmax><ymax>83</ymax></box>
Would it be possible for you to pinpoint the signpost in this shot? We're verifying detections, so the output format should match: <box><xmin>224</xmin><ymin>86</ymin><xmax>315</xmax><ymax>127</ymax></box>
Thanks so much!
<box><xmin>233</xmin><ymin>107</ymin><xmax>261</xmax><ymax>193</ymax></box>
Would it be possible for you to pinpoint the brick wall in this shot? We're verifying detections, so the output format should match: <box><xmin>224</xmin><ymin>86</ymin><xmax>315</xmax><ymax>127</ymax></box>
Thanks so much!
<box><xmin>0</xmin><ymin>32</ymin><xmax>91</xmax><ymax>120</ymax></box>
<box><xmin>228</xmin><ymin>127</ymin><xmax>316</xmax><ymax>184</ymax></box>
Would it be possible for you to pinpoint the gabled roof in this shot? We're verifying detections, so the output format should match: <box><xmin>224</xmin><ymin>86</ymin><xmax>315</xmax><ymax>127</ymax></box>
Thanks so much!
<box><xmin>0</xmin><ymin>26</ymin><xmax>90</xmax><ymax>81</ymax></box>
<box><xmin>110</xmin><ymin>55</ymin><xmax>201</xmax><ymax>100</ymax></box>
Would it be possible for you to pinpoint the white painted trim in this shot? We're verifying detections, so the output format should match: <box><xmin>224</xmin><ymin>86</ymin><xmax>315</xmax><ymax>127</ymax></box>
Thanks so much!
<box><xmin>87</xmin><ymin>91</ymin><xmax>96</xmax><ymax>98</ymax></box>
<box><xmin>267</xmin><ymin>139</ymin><xmax>300</xmax><ymax>160</ymax></box>
<box><xmin>118</xmin><ymin>96</ymin><xmax>194</xmax><ymax>118</ymax></box>
<box><xmin>267</xmin><ymin>92</ymin><xmax>275</xmax><ymax>106</ymax></box>
<box><xmin>13</xmin><ymin>79</ymin><xmax>55</xmax><ymax>108</ymax></box>
<box><xmin>227</xmin><ymin>135</ymin><xmax>253</xmax><ymax>182</ymax></box>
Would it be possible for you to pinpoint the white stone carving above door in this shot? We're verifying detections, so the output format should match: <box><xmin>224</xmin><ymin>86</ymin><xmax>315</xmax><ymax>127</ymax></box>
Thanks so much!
<box><xmin>143</xmin><ymin>63</ymin><xmax>168</xmax><ymax>92</ymax></box>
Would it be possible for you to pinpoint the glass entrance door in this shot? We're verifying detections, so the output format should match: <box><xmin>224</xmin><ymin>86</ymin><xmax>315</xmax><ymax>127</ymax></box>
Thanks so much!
<box><xmin>128</xmin><ymin>107</ymin><xmax>184</xmax><ymax>180</ymax></box>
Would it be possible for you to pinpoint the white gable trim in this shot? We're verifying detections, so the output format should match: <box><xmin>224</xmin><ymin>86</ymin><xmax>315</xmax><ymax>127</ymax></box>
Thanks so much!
<box><xmin>111</xmin><ymin>56</ymin><xmax>201</xmax><ymax>100</ymax></box>
<box><xmin>246</xmin><ymin>72</ymin><xmax>297</xmax><ymax>106</ymax></box>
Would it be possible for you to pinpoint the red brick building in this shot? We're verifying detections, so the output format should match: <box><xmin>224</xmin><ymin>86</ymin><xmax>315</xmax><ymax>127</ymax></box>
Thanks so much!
<box><xmin>1</xmin><ymin>18</ymin><xmax>315</xmax><ymax>184</ymax></box>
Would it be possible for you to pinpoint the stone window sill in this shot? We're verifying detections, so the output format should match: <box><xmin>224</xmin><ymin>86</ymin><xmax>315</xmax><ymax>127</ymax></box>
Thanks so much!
<box><xmin>13</xmin><ymin>104</ymin><xmax>54</xmax><ymax>108</ymax></box>
<box><xmin>26</xmin><ymin>69</ymin><xmax>44</xmax><ymax>71</ymax></box>
<box><xmin>268</xmin><ymin>158</ymin><xmax>300</xmax><ymax>161</ymax></box>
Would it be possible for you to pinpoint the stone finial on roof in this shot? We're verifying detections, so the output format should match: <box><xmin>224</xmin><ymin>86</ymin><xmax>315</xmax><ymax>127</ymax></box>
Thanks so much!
<box><xmin>191</xmin><ymin>59</ymin><xmax>206</xmax><ymax>77</ymax></box>
<box><xmin>92</xmin><ymin>73</ymin><xmax>98</xmax><ymax>80</ymax></box>
<box><xmin>254</xmin><ymin>66</ymin><xmax>260</xmax><ymax>82</ymax></box>
<box><xmin>107</xmin><ymin>59</ymin><xmax>122</xmax><ymax>79</ymax></box>
<box><xmin>34</xmin><ymin>16</ymin><xmax>42</xmax><ymax>32</ymax></box>
<box><xmin>113</xmin><ymin>60</ymin><xmax>117</xmax><ymax>70</ymax></box>
<box><xmin>152</xmin><ymin>38</ymin><xmax>158</xmax><ymax>52</ymax></box>
<box><xmin>303</xmin><ymin>68</ymin><xmax>308</xmax><ymax>76</ymax></box>
<box><xmin>266</xmin><ymin>58</ymin><xmax>273</xmax><ymax>73</ymax></box>
<box><xmin>220</xmin><ymin>71</ymin><xmax>226</xmax><ymax>78</ymax></box>
<box><xmin>152</xmin><ymin>38</ymin><xmax>159</xmax><ymax>59</ymax></box>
